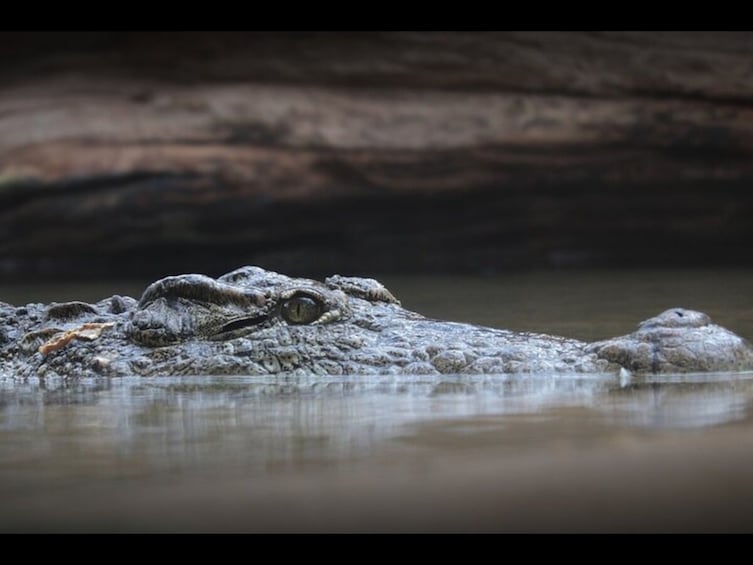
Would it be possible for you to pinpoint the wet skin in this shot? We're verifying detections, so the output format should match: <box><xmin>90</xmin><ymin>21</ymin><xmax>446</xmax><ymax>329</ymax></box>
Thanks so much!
<box><xmin>2</xmin><ymin>266</ymin><xmax>753</xmax><ymax>378</ymax></box>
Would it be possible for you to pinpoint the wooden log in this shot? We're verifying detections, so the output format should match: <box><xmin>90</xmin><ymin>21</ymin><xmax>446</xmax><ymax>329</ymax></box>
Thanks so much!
<box><xmin>2</xmin><ymin>32</ymin><xmax>753</xmax><ymax>278</ymax></box>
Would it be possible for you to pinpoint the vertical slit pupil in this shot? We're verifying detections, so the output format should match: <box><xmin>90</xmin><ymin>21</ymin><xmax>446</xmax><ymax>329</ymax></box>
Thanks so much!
<box><xmin>281</xmin><ymin>294</ymin><xmax>323</xmax><ymax>324</ymax></box>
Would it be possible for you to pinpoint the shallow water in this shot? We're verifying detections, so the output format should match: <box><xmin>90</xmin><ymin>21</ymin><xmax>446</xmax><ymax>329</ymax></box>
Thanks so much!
<box><xmin>2</xmin><ymin>269</ymin><xmax>753</xmax><ymax>532</ymax></box>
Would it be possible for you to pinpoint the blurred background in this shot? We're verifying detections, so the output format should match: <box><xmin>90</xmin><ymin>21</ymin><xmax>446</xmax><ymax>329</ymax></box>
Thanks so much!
<box><xmin>2</xmin><ymin>31</ymin><xmax>753</xmax><ymax>281</ymax></box>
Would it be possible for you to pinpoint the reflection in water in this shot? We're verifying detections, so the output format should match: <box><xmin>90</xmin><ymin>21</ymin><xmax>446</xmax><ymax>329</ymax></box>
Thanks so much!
<box><xmin>2</xmin><ymin>372</ymin><xmax>753</xmax><ymax>481</ymax></box>
<box><xmin>605</xmin><ymin>377</ymin><xmax>753</xmax><ymax>429</ymax></box>
<box><xmin>3</xmin><ymin>371</ymin><xmax>753</xmax><ymax>533</ymax></box>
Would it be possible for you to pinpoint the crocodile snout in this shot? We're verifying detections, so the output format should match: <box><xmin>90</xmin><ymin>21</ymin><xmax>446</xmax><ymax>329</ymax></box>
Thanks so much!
<box><xmin>587</xmin><ymin>308</ymin><xmax>753</xmax><ymax>374</ymax></box>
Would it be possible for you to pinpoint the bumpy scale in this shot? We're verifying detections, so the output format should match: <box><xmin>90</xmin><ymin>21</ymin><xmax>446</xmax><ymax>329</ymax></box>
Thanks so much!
<box><xmin>1</xmin><ymin>266</ymin><xmax>752</xmax><ymax>378</ymax></box>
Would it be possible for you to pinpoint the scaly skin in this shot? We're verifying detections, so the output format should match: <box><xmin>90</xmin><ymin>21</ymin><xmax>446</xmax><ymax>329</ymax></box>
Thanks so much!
<box><xmin>1</xmin><ymin>266</ymin><xmax>752</xmax><ymax>378</ymax></box>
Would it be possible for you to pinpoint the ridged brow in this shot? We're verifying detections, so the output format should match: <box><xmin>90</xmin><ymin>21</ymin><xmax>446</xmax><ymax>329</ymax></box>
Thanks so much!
<box><xmin>138</xmin><ymin>274</ymin><xmax>267</xmax><ymax>309</ymax></box>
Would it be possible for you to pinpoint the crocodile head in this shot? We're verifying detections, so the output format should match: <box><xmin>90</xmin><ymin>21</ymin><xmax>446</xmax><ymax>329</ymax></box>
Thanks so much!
<box><xmin>3</xmin><ymin>267</ymin><xmax>753</xmax><ymax>378</ymax></box>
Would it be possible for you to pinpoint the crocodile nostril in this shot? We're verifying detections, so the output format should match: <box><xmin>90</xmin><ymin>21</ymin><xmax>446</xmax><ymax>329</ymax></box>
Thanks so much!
<box><xmin>676</xmin><ymin>311</ymin><xmax>684</xmax><ymax>317</ymax></box>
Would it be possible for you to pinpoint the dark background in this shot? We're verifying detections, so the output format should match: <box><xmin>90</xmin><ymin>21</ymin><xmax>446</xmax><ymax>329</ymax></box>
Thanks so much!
<box><xmin>2</xmin><ymin>31</ymin><xmax>753</xmax><ymax>281</ymax></box>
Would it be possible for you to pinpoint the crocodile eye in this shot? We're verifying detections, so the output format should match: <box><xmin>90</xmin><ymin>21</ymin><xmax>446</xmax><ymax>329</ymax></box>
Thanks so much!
<box><xmin>280</xmin><ymin>294</ymin><xmax>323</xmax><ymax>325</ymax></box>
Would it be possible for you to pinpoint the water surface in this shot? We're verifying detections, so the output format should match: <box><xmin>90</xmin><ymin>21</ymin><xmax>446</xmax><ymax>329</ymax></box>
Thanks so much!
<box><xmin>2</xmin><ymin>269</ymin><xmax>753</xmax><ymax>532</ymax></box>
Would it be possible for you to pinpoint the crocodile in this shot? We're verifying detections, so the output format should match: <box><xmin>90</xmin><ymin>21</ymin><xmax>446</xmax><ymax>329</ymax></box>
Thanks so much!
<box><xmin>1</xmin><ymin>265</ymin><xmax>752</xmax><ymax>379</ymax></box>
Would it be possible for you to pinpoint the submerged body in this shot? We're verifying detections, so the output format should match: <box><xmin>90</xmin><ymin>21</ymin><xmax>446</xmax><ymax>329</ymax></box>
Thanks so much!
<box><xmin>1</xmin><ymin>266</ymin><xmax>752</xmax><ymax>378</ymax></box>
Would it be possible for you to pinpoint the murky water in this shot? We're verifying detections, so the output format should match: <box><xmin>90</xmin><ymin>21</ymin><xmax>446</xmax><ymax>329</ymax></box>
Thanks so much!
<box><xmin>2</xmin><ymin>269</ymin><xmax>753</xmax><ymax>532</ymax></box>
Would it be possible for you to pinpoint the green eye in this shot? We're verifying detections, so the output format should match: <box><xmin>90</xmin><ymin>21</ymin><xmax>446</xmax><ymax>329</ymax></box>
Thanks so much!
<box><xmin>280</xmin><ymin>294</ymin><xmax>323</xmax><ymax>325</ymax></box>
